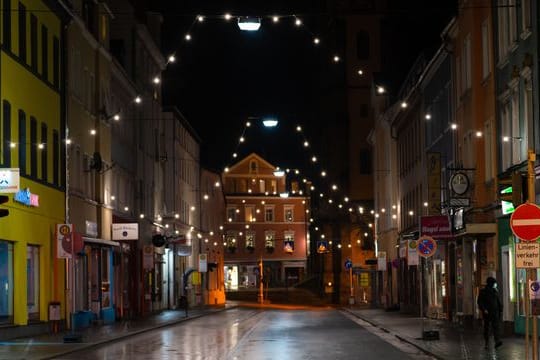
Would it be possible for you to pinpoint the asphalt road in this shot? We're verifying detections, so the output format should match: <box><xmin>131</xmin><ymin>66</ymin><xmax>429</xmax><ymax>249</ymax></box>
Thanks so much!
<box><xmin>50</xmin><ymin>308</ymin><xmax>434</xmax><ymax>360</ymax></box>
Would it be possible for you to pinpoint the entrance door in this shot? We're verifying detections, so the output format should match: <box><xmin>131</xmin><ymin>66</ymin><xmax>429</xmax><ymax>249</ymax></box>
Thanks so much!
<box><xmin>501</xmin><ymin>246</ymin><xmax>514</xmax><ymax>322</ymax></box>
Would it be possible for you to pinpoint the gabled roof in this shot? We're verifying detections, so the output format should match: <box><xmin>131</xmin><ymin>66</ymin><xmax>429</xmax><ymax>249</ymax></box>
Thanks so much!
<box><xmin>225</xmin><ymin>152</ymin><xmax>276</xmax><ymax>175</ymax></box>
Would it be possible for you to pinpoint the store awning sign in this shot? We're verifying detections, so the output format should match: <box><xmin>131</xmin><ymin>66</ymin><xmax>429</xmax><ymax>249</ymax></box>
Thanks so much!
<box><xmin>0</xmin><ymin>168</ymin><xmax>20</xmax><ymax>193</ymax></box>
<box><xmin>421</xmin><ymin>215</ymin><xmax>452</xmax><ymax>238</ymax></box>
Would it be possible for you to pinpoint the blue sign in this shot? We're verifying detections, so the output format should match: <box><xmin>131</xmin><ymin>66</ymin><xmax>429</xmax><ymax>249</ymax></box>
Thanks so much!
<box><xmin>14</xmin><ymin>188</ymin><xmax>39</xmax><ymax>207</ymax></box>
<box><xmin>345</xmin><ymin>258</ymin><xmax>352</xmax><ymax>270</ymax></box>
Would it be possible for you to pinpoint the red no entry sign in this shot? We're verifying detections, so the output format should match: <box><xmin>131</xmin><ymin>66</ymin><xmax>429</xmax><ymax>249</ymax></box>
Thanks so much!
<box><xmin>510</xmin><ymin>203</ymin><xmax>540</xmax><ymax>242</ymax></box>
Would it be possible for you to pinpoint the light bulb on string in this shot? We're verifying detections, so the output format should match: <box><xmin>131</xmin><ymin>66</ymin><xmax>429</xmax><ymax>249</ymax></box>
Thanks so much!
<box><xmin>313</xmin><ymin>37</ymin><xmax>320</xmax><ymax>45</ymax></box>
<box><xmin>224</xmin><ymin>13</ymin><xmax>232</xmax><ymax>20</ymax></box>
<box><xmin>168</xmin><ymin>54</ymin><xmax>176</xmax><ymax>63</ymax></box>
<box><xmin>185</xmin><ymin>34</ymin><xmax>192</xmax><ymax>41</ymax></box>
<box><xmin>197</xmin><ymin>15</ymin><xmax>204</xmax><ymax>22</ymax></box>
<box><xmin>272</xmin><ymin>16</ymin><xmax>279</xmax><ymax>23</ymax></box>
<box><xmin>295</xmin><ymin>18</ymin><xmax>302</xmax><ymax>26</ymax></box>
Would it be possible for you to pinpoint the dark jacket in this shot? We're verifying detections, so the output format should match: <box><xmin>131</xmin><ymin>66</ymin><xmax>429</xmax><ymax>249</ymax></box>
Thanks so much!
<box><xmin>477</xmin><ymin>285</ymin><xmax>503</xmax><ymax>319</ymax></box>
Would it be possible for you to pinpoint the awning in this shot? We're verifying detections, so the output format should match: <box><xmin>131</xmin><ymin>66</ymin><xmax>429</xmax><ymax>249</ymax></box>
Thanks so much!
<box><xmin>454</xmin><ymin>223</ymin><xmax>497</xmax><ymax>237</ymax></box>
<box><xmin>82</xmin><ymin>236</ymin><xmax>120</xmax><ymax>247</ymax></box>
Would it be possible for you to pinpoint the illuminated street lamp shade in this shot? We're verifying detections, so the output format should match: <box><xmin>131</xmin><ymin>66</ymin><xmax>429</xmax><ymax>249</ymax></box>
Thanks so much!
<box><xmin>238</xmin><ymin>17</ymin><xmax>261</xmax><ymax>31</ymax></box>
<box><xmin>262</xmin><ymin>118</ymin><xmax>278</xmax><ymax>127</ymax></box>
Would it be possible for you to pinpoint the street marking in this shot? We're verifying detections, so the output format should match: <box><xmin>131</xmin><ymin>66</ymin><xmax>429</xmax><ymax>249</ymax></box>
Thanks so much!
<box><xmin>512</xmin><ymin>219</ymin><xmax>540</xmax><ymax>226</ymax></box>
<box><xmin>340</xmin><ymin>311</ymin><xmax>437</xmax><ymax>359</ymax></box>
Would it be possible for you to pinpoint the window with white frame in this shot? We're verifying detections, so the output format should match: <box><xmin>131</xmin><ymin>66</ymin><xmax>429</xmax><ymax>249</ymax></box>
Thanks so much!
<box><xmin>500</xmin><ymin>101</ymin><xmax>512</xmax><ymax>169</ymax></box>
<box><xmin>284</xmin><ymin>231</ymin><xmax>294</xmax><ymax>252</ymax></box>
<box><xmin>226</xmin><ymin>231</ymin><xmax>238</xmax><ymax>248</ymax></box>
<box><xmin>522</xmin><ymin>0</ymin><xmax>531</xmax><ymax>35</ymax></box>
<box><xmin>497</xmin><ymin>0</ymin><xmax>509</xmax><ymax>60</ymax></box>
<box><xmin>523</xmin><ymin>75</ymin><xmax>533</xmax><ymax>146</ymax></box>
<box><xmin>245</xmin><ymin>205</ymin><xmax>255</xmax><ymax>222</ymax></box>
<box><xmin>462</xmin><ymin>131</ymin><xmax>475</xmax><ymax>170</ymax></box>
<box><xmin>510</xmin><ymin>88</ymin><xmax>521</xmax><ymax>164</ymax></box>
<box><xmin>481</xmin><ymin>20</ymin><xmax>490</xmax><ymax>80</ymax></box>
<box><xmin>508</xmin><ymin>0</ymin><xmax>517</xmax><ymax>44</ymax></box>
<box><xmin>265</xmin><ymin>231</ymin><xmax>275</xmax><ymax>248</ymax></box>
<box><xmin>245</xmin><ymin>231</ymin><xmax>255</xmax><ymax>249</ymax></box>
<box><xmin>265</xmin><ymin>206</ymin><xmax>274</xmax><ymax>222</ymax></box>
<box><xmin>484</xmin><ymin>119</ymin><xmax>495</xmax><ymax>182</ymax></box>
<box><xmin>227</xmin><ymin>207</ymin><xmax>237</xmax><ymax>222</ymax></box>
<box><xmin>462</xmin><ymin>34</ymin><xmax>471</xmax><ymax>91</ymax></box>
<box><xmin>284</xmin><ymin>205</ymin><xmax>294</xmax><ymax>222</ymax></box>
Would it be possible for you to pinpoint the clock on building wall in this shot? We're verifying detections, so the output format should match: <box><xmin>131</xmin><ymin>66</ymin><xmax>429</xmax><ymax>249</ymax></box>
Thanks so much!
<box><xmin>450</xmin><ymin>172</ymin><xmax>470</xmax><ymax>195</ymax></box>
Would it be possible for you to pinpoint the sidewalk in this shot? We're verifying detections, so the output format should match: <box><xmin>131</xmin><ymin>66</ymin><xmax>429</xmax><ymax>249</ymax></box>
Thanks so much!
<box><xmin>0</xmin><ymin>303</ymin><xmax>238</xmax><ymax>360</ymax></box>
<box><xmin>344</xmin><ymin>308</ymin><xmax>526</xmax><ymax>360</ymax></box>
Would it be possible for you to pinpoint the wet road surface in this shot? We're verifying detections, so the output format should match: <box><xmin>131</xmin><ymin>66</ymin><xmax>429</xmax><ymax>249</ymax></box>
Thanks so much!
<box><xmin>50</xmin><ymin>308</ymin><xmax>434</xmax><ymax>360</ymax></box>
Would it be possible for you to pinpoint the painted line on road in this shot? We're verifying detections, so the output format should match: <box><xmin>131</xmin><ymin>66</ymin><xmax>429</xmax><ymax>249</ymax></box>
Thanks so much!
<box><xmin>340</xmin><ymin>310</ymin><xmax>438</xmax><ymax>360</ymax></box>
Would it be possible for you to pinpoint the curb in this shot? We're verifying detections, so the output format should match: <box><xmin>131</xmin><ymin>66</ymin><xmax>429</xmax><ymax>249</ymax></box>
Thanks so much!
<box><xmin>341</xmin><ymin>308</ymin><xmax>444</xmax><ymax>360</ymax></box>
<box><xmin>39</xmin><ymin>305</ymin><xmax>238</xmax><ymax>360</ymax></box>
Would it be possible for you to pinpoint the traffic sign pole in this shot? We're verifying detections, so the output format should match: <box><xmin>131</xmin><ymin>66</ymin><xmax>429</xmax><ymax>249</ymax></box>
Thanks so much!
<box><xmin>527</xmin><ymin>150</ymin><xmax>537</xmax><ymax>360</ymax></box>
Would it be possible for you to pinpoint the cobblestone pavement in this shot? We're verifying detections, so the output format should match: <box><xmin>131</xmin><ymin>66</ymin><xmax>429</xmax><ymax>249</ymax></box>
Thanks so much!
<box><xmin>343</xmin><ymin>308</ymin><xmax>527</xmax><ymax>360</ymax></box>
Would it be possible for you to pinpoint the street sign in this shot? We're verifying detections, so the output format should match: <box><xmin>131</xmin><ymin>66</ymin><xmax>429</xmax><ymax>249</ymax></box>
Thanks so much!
<box><xmin>510</xmin><ymin>203</ymin><xmax>540</xmax><ymax>241</ymax></box>
<box><xmin>515</xmin><ymin>242</ymin><xmax>540</xmax><ymax>268</ymax></box>
<box><xmin>344</xmin><ymin>258</ymin><xmax>352</xmax><ymax>270</ymax></box>
<box><xmin>417</xmin><ymin>236</ymin><xmax>437</xmax><ymax>258</ymax></box>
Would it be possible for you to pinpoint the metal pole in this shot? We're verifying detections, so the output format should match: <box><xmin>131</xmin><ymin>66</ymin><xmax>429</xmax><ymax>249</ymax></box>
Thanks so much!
<box><xmin>528</xmin><ymin>149</ymin><xmax>537</xmax><ymax>360</ymax></box>
<box><xmin>259</xmin><ymin>257</ymin><xmax>264</xmax><ymax>304</ymax></box>
<box><xmin>420</xmin><ymin>257</ymin><xmax>424</xmax><ymax>337</ymax></box>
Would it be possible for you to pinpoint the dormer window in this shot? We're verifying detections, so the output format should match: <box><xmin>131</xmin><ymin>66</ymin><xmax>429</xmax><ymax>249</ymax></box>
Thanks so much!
<box><xmin>249</xmin><ymin>160</ymin><xmax>258</xmax><ymax>174</ymax></box>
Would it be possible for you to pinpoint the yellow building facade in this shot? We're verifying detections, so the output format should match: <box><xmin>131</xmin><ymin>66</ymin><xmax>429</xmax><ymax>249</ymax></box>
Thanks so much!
<box><xmin>0</xmin><ymin>0</ymin><xmax>67</xmax><ymax>326</ymax></box>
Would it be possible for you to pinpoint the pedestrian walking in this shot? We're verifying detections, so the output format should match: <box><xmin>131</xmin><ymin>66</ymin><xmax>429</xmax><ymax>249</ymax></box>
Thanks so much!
<box><xmin>477</xmin><ymin>277</ymin><xmax>503</xmax><ymax>349</ymax></box>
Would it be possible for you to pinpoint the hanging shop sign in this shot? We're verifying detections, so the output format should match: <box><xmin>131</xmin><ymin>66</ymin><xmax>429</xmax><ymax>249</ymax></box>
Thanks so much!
<box><xmin>177</xmin><ymin>244</ymin><xmax>192</xmax><ymax>256</ymax></box>
<box><xmin>0</xmin><ymin>168</ymin><xmax>20</xmax><ymax>193</ymax></box>
<box><xmin>449</xmin><ymin>172</ymin><xmax>470</xmax><ymax>195</ymax></box>
<box><xmin>420</xmin><ymin>215</ymin><xmax>452</xmax><ymax>238</ymax></box>
<box><xmin>112</xmin><ymin>223</ymin><xmax>139</xmax><ymax>240</ymax></box>
<box><xmin>13</xmin><ymin>188</ymin><xmax>39</xmax><ymax>207</ymax></box>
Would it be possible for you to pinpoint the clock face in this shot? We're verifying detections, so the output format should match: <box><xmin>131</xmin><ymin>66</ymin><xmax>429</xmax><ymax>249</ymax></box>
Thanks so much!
<box><xmin>450</xmin><ymin>172</ymin><xmax>469</xmax><ymax>195</ymax></box>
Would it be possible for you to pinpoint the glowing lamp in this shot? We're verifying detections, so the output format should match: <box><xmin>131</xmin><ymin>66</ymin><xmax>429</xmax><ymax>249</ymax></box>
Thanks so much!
<box><xmin>262</xmin><ymin>118</ymin><xmax>278</xmax><ymax>127</ymax></box>
<box><xmin>238</xmin><ymin>17</ymin><xmax>261</xmax><ymax>31</ymax></box>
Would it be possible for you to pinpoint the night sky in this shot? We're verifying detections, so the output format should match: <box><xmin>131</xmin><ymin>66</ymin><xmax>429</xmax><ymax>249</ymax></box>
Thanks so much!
<box><xmin>148</xmin><ymin>0</ymin><xmax>457</xmax><ymax>172</ymax></box>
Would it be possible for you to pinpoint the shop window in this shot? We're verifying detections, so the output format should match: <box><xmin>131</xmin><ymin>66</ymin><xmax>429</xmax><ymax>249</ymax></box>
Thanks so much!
<box><xmin>27</xmin><ymin>245</ymin><xmax>40</xmax><ymax>321</ymax></box>
<box><xmin>0</xmin><ymin>241</ymin><xmax>14</xmax><ymax>324</ymax></box>
<box><xmin>101</xmin><ymin>248</ymin><xmax>110</xmax><ymax>308</ymax></box>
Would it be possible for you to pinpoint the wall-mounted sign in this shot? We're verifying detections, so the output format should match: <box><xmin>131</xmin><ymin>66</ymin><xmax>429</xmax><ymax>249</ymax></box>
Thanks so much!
<box><xmin>112</xmin><ymin>223</ymin><xmax>138</xmax><ymax>240</ymax></box>
<box><xmin>199</xmin><ymin>254</ymin><xmax>208</xmax><ymax>273</ymax></box>
<box><xmin>56</xmin><ymin>224</ymin><xmax>82</xmax><ymax>258</ymax></box>
<box><xmin>143</xmin><ymin>245</ymin><xmax>154</xmax><ymax>269</ymax></box>
<box><xmin>0</xmin><ymin>168</ymin><xmax>20</xmax><ymax>193</ymax></box>
<box><xmin>407</xmin><ymin>240</ymin><xmax>418</xmax><ymax>266</ymax></box>
<box><xmin>177</xmin><ymin>245</ymin><xmax>192</xmax><ymax>256</ymax></box>
<box><xmin>377</xmin><ymin>251</ymin><xmax>387</xmax><ymax>271</ymax></box>
<box><xmin>86</xmin><ymin>220</ymin><xmax>98</xmax><ymax>237</ymax></box>
<box><xmin>14</xmin><ymin>188</ymin><xmax>39</xmax><ymax>207</ymax></box>
<box><xmin>450</xmin><ymin>172</ymin><xmax>470</xmax><ymax>195</ymax></box>
<box><xmin>421</xmin><ymin>215</ymin><xmax>452</xmax><ymax>238</ymax></box>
